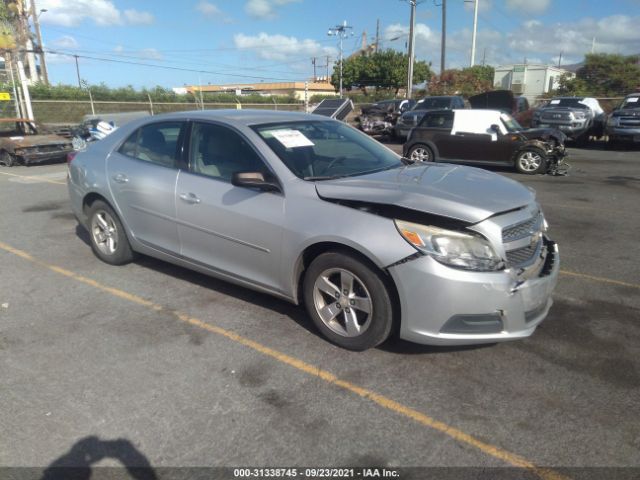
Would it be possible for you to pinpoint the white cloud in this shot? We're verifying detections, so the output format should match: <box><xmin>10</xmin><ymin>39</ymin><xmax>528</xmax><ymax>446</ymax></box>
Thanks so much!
<box><xmin>196</xmin><ymin>1</ymin><xmax>221</xmax><ymax>16</ymax></box>
<box><xmin>124</xmin><ymin>9</ymin><xmax>154</xmax><ymax>25</ymax></box>
<box><xmin>505</xmin><ymin>0</ymin><xmax>551</xmax><ymax>15</ymax></box>
<box><xmin>51</xmin><ymin>35</ymin><xmax>78</xmax><ymax>49</ymax></box>
<box><xmin>507</xmin><ymin>15</ymin><xmax>640</xmax><ymax>58</ymax></box>
<box><xmin>39</xmin><ymin>0</ymin><xmax>153</xmax><ymax>27</ymax></box>
<box><xmin>233</xmin><ymin>32</ymin><xmax>336</xmax><ymax>61</ymax></box>
<box><xmin>139</xmin><ymin>48</ymin><xmax>163</xmax><ymax>60</ymax></box>
<box><xmin>244</xmin><ymin>0</ymin><xmax>299</xmax><ymax>19</ymax></box>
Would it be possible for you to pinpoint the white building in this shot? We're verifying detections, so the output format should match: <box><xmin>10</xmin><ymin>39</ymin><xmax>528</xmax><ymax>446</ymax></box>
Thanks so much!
<box><xmin>493</xmin><ymin>64</ymin><xmax>575</xmax><ymax>102</ymax></box>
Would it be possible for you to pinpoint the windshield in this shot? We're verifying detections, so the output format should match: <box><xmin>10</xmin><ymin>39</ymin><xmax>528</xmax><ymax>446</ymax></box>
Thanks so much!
<box><xmin>546</xmin><ymin>98</ymin><xmax>589</xmax><ymax>109</ymax></box>
<box><xmin>500</xmin><ymin>113</ymin><xmax>523</xmax><ymax>132</ymax></box>
<box><xmin>413</xmin><ymin>97</ymin><xmax>452</xmax><ymax>111</ymax></box>
<box><xmin>253</xmin><ymin>120</ymin><xmax>402</xmax><ymax>180</ymax></box>
<box><xmin>621</xmin><ymin>97</ymin><xmax>640</xmax><ymax>109</ymax></box>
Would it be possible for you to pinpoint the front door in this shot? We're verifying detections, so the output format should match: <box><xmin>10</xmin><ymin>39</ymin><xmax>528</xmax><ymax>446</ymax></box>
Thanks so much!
<box><xmin>175</xmin><ymin>121</ymin><xmax>285</xmax><ymax>292</ymax></box>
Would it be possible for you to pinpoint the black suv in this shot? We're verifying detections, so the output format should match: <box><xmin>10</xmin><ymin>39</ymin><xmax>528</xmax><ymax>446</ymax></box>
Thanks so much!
<box><xmin>394</xmin><ymin>96</ymin><xmax>466</xmax><ymax>139</ymax></box>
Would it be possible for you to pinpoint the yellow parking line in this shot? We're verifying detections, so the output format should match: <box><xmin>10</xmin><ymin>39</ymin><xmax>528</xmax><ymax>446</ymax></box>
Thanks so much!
<box><xmin>0</xmin><ymin>170</ymin><xmax>67</xmax><ymax>185</ymax></box>
<box><xmin>560</xmin><ymin>270</ymin><xmax>640</xmax><ymax>290</ymax></box>
<box><xmin>0</xmin><ymin>240</ymin><xmax>569</xmax><ymax>480</ymax></box>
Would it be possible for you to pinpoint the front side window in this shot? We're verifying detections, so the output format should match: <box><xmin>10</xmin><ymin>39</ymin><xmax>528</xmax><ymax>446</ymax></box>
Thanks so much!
<box><xmin>253</xmin><ymin>120</ymin><xmax>401</xmax><ymax>180</ymax></box>
<box><xmin>119</xmin><ymin>122</ymin><xmax>184</xmax><ymax>168</ymax></box>
<box><xmin>500</xmin><ymin>113</ymin><xmax>523</xmax><ymax>133</ymax></box>
<box><xmin>189</xmin><ymin>122</ymin><xmax>267</xmax><ymax>181</ymax></box>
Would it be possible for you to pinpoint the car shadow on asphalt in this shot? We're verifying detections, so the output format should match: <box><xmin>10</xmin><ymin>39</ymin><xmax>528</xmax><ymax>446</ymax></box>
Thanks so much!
<box><xmin>75</xmin><ymin>225</ymin><xmax>492</xmax><ymax>356</ymax></box>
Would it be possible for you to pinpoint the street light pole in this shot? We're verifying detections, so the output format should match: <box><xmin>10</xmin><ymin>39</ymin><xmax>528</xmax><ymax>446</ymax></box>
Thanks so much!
<box><xmin>470</xmin><ymin>0</ymin><xmax>478</xmax><ymax>67</ymax></box>
<box><xmin>440</xmin><ymin>0</ymin><xmax>447</xmax><ymax>74</ymax></box>
<box><xmin>328</xmin><ymin>20</ymin><xmax>353</xmax><ymax>98</ymax></box>
<box><xmin>30</xmin><ymin>0</ymin><xmax>48</xmax><ymax>84</ymax></box>
<box><xmin>406</xmin><ymin>0</ymin><xmax>416</xmax><ymax>99</ymax></box>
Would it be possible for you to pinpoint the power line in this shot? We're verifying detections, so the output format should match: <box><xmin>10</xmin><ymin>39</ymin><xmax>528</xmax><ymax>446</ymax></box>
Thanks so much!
<box><xmin>45</xmin><ymin>49</ymin><xmax>303</xmax><ymax>82</ymax></box>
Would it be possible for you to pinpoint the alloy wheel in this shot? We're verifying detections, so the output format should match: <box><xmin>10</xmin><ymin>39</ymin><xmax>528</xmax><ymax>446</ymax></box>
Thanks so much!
<box><xmin>312</xmin><ymin>268</ymin><xmax>373</xmax><ymax>338</ymax></box>
<box><xmin>91</xmin><ymin>210</ymin><xmax>119</xmax><ymax>256</ymax></box>
<box><xmin>518</xmin><ymin>151</ymin><xmax>543</xmax><ymax>172</ymax></box>
<box><xmin>409</xmin><ymin>146</ymin><xmax>431</xmax><ymax>162</ymax></box>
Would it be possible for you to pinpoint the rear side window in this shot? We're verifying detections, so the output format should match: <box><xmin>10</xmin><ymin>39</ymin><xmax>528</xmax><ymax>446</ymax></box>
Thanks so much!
<box><xmin>119</xmin><ymin>122</ymin><xmax>184</xmax><ymax>168</ymax></box>
<box><xmin>420</xmin><ymin>112</ymin><xmax>454</xmax><ymax>129</ymax></box>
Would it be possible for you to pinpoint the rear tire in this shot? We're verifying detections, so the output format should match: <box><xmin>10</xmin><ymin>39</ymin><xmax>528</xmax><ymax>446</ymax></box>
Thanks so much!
<box><xmin>515</xmin><ymin>148</ymin><xmax>547</xmax><ymax>175</ymax></box>
<box><xmin>87</xmin><ymin>200</ymin><xmax>135</xmax><ymax>265</ymax></box>
<box><xmin>303</xmin><ymin>251</ymin><xmax>394</xmax><ymax>351</ymax></box>
<box><xmin>407</xmin><ymin>144</ymin><xmax>434</xmax><ymax>163</ymax></box>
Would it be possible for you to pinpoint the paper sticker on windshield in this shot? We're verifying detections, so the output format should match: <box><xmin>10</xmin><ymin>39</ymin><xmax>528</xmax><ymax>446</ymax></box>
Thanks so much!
<box><xmin>550</xmin><ymin>100</ymin><xmax>560</xmax><ymax>105</ymax></box>
<box><xmin>626</xmin><ymin>97</ymin><xmax>639</xmax><ymax>103</ymax></box>
<box><xmin>270</xmin><ymin>129</ymin><xmax>314</xmax><ymax>148</ymax></box>
<box><xmin>9</xmin><ymin>136</ymin><xmax>23</xmax><ymax>140</ymax></box>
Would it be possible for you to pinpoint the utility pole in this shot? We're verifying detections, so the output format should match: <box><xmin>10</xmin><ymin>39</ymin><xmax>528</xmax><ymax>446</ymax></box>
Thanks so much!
<box><xmin>74</xmin><ymin>55</ymin><xmax>81</xmax><ymax>88</ymax></box>
<box><xmin>375</xmin><ymin>19</ymin><xmax>380</xmax><ymax>53</ymax></box>
<box><xmin>406</xmin><ymin>1</ymin><xmax>417</xmax><ymax>99</ymax></box>
<box><xmin>558</xmin><ymin>52</ymin><xmax>562</xmax><ymax>66</ymax></box>
<box><xmin>441</xmin><ymin>0</ymin><xmax>447</xmax><ymax>74</ymax></box>
<box><xmin>326</xmin><ymin>55</ymin><xmax>330</xmax><ymax>80</ymax></box>
<box><xmin>30</xmin><ymin>0</ymin><xmax>48</xmax><ymax>84</ymax></box>
<box><xmin>328</xmin><ymin>20</ymin><xmax>353</xmax><ymax>98</ymax></box>
<box><xmin>312</xmin><ymin>57</ymin><xmax>317</xmax><ymax>81</ymax></box>
<box><xmin>470</xmin><ymin>0</ymin><xmax>479</xmax><ymax>67</ymax></box>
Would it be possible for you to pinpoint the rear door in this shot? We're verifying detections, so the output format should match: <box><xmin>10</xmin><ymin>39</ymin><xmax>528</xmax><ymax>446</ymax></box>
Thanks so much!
<box><xmin>107</xmin><ymin>121</ymin><xmax>186</xmax><ymax>254</ymax></box>
<box><xmin>175</xmin><ymin>121</ymin><xmax>285</xmax><ymax>291</ymax></box>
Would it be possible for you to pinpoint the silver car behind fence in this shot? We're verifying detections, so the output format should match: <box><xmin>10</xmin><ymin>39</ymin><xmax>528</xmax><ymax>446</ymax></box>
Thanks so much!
<box><xmin>68</xmin><ymin>110</ymin><xmax>559</xmax><ymax>350</ymax></box>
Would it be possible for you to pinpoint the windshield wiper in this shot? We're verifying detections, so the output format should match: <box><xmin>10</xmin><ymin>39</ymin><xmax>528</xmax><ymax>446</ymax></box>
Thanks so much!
<box><xmin>303</xmin><ymin>174</ymin><xmax>347</xmax><ymax>181</ymax></box>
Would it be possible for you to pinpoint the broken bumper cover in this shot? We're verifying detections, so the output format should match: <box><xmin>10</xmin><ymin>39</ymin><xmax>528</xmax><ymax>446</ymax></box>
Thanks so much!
<box><xmin>19</xmin><ymin>147</ymin><xmax>73</xmax><ymax>164</ymax></box>
<box><xmin>388</xmin><ymin>240</ymin><xmax>559</xmax><ymax>346</ymax></box>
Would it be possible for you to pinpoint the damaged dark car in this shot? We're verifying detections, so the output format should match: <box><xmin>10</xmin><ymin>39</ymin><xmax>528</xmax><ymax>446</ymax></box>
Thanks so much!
<box><xmin>356</xmin><ymin>99</ymin><xmax>415</xmax><ymax>137</ymax></box>
<box><xmin>404</xmin><ymin>109</ymin><xmax>567</xmax><ymax>175</ymax></box>
<box><xmin>0</xmin><ymin>118</ymin><xmax>74</xmax><ymax>167</ymax></box>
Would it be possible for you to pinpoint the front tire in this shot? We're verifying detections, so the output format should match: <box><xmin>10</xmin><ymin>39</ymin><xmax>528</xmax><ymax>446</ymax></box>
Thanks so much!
<box><xmin>303</xmin><ymin>252</ymin><xmax>394</xmax><ymax>351</ymax></box>
<box><xmin>407</xmin><ymin>144</ymin><xmax>434</xmax><ymax>163</ymax></box>
<box><xmin>515</xmin><ymin>148</ymin><xmax>547</xmax><ymax>175</ymax></box>
<box><xmin>87</xmin><ymin>200</ymin><xmax>135</xmax><ymax>265</ymax></box>
<box><xmin>0</xmin><ymin>151</ymin><xmax>15</xmax><ymax>167</ymax></box>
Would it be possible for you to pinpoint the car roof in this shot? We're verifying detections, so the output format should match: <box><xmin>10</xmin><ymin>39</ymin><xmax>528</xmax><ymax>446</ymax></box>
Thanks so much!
<box><xmin>140</xmin><ymin>109</ymin><xmax>330</xmax><ymax>127</ymax></box>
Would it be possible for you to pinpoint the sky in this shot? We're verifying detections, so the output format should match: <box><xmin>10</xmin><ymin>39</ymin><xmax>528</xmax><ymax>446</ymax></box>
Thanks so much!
<box><xmin>38</xmin><ymin>0</ymin><xmax>640</xmax><ymax>89</ymax></box>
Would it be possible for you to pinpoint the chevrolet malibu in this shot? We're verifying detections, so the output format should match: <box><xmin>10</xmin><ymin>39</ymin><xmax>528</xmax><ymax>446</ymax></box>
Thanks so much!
<box><xmin>68</xmin><ymin>110</ymin><xmax>559</xmax><ymax>351</ymax></box>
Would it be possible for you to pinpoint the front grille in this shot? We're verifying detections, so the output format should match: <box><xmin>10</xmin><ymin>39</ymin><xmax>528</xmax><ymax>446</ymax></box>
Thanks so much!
<box><xmin>28</xmin><ymin>144</ymin><xmax>70</xmax><ymax>153</ymax></box>
<box><xmin>541</xmin><ymin>111</ymin><xmax>571</xmax><ymax>121</ymax></box>
<box><xmin>506</xmin><ymin>241</ymin><xmax>540</xmax><ymax>267</ymax></box>
<box><xmin>502</xmin><ymin>212</ymin><xmax>542</xmax><ymax>242</ymax></box>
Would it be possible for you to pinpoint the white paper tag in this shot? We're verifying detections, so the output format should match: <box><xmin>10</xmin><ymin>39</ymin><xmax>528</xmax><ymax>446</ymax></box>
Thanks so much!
<box><xmin>270</xmin><ymin>129</ymin><xmax>314</xmax><ymax>148</ymax></box>
<box><xmin>626</xmin><ymin>97</ymin><xmax>639</xmax><ymax>103</ymax></box>
<box><xmin>550</xmin><ymin>100</ymin><xmax>560</xmax><ymax>105</ymax></box>
<box><xmin>9</xmin><ymin>136</ymin><xmax>23</xmax><ymax>140</ymax></box>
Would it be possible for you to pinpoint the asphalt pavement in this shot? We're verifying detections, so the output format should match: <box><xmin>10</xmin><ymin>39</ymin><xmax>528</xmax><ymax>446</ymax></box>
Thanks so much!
<box><xmin>0</xmin><ymin>144</ymin><xmax>638</xmax><ymax>479</ymax></box>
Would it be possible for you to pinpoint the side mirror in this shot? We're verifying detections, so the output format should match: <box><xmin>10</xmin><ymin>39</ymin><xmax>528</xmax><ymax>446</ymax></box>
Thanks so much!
<box><xmin>490</xmin><ymin>124</ymin><xmax>502</xmax><ymax>134</ymax></box>
<box><xmin>231</xmin><ymin>171</ymin><xmax>280</xmax><ymax>192</ymax></box>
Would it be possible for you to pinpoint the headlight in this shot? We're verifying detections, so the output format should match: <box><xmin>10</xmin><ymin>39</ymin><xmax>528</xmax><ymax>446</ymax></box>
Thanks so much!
<box><xmin>574</xmin><ymin>111</ymin><xmax>586</xmax><ymax>119</ymax></box>
<box><xmin>607</xmin><ymin>116</ymin><xmax>619</xmax><ymax>127</ymax></box>
<box><xmin>394</xmin><ymin>220</ymin><xmax>504</xmax><ymax>271</ymax></box>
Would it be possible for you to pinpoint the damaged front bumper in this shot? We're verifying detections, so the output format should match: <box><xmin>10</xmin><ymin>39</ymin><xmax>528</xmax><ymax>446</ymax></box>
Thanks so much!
<box><xmin>388</xmin><ymin>238</ymin><xmax>560</xmax><ymax>346</ymax></box>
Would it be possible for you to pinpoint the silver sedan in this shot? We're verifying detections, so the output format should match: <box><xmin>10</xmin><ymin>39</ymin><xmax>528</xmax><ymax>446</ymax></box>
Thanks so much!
<box><xmin>67</xmin><ymin>110</ymin><xmax>559</xmax><ymax>350</ymax></box>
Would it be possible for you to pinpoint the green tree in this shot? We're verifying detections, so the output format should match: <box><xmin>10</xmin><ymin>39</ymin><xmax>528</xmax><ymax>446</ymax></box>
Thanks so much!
<box><xmin>331</xmin><ymin>49</ymin><xmax>432</xmax><ymax>96</ymax></box>
<box><xmin>557</xmin><ymin>53</ymin><xmax>640</xmax><ymax>96</ymax></box>
<box><xmin>428</xmin><ymin>65</ymin><xmax>495</xmax><ymax>97</ymax></box>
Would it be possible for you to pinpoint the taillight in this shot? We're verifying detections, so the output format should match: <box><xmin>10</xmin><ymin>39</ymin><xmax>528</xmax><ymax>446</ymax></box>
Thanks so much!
<box><xmin>67</xmin><ymin>151</ymin><xmax>77</xmax><ymax>164</ymax></box>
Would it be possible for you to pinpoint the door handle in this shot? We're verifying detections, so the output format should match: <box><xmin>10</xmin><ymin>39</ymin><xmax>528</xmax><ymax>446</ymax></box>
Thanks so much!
<box><xmin>179</xmin><ymin>193</ymin><xmax>201</xmax><ymax>204</ymax></box>
<box><xmin>112</xmin><ymin>173</ymin><xmax>129</xmax><ymax>183</ymax></box>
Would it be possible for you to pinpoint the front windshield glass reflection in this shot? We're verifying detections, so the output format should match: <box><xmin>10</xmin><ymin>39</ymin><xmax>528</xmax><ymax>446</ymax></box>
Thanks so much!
<box><xmin>252</xmin><ymin>120</ymin><xmax>402</xmax><ymax>180</ymax></box>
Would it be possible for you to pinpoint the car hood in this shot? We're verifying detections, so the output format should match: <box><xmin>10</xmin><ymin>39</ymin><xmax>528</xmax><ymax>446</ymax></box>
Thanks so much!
<box><xmin>315</xmin><ymin>164</ymin><xmax>535</xmax><ymax>224</ymax></box>
<box><xmin>612</xmin><ymin>108</ymin><xmax>640</xmax><ymax>117</ymax></box>
<box><xmin>469</xmin><ymin>90</ymin><xmax>513</xmax><ymax>111</ymax></box>
<box><xmin>520</xmin><ymin>127</ymin><xmax>567</xmax><ymax>143</ymax></box>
